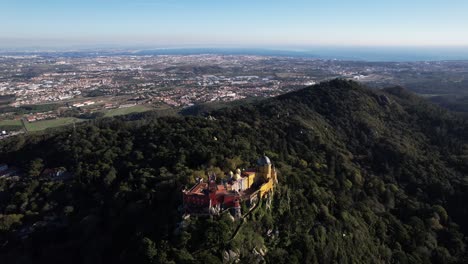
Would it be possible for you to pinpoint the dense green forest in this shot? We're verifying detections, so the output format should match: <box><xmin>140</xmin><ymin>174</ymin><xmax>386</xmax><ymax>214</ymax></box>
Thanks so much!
<box><xmin>430</xmin><ymin>95</ymin><xmax>468</xmax><ymax>116</ymax></box>
<box><xmin>1</xmin><ymin>80</ymin><xmax>468</xmax><ymax>263</ymax></box>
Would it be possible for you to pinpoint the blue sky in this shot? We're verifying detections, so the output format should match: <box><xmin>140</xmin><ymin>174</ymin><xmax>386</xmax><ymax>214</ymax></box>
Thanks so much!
<box><xmin>1</xmin><ymin>0</ymin><xmax>468</xmax><ymax>48</ymax></box>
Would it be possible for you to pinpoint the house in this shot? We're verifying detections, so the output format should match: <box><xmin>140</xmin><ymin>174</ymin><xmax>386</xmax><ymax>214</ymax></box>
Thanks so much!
<box><xmin>41</xmin><ymin>167</ymin><xmax>68</xmax><ymax>179</ymax></box>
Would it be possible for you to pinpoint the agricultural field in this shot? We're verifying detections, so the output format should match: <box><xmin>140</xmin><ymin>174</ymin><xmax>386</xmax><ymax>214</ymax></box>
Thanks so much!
<box><xmin>0</xmin><ymin>119</ymin><xmax>22</xmax><ymax>127</ymax></box>
<box><xmin>104</xmin><ymin>105</ymin><xmax>153</xmax><ymax>117</ymax></box>
<box><xmin>0</xmin><ymin>119</ymin><xmax>23</xmax><ymax>131</ymax></box>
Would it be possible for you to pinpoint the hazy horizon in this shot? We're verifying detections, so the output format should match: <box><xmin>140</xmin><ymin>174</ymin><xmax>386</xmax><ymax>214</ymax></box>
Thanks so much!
<box><xmin>2</xmin><ymin>0</ymin><xmax>468</xmax><ymax>49</ymax></box>
<box><xmin>2</xmin><ymin>45</ymin><xmax>468</xmax><ymax>62</ymax></box>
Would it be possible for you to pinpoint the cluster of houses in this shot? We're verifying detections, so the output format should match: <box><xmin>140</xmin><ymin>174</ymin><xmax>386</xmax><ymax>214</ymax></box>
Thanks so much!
<box><xmin>26</xmin><ymin>111</ymin><xmax>58</xmax><ymax>123</ymax></box>
<box><xmin>0</xmin><ymin>130</ymin><xmax>24</xmax><ymax>141</ymax></box>
<box><xmin>72</xmin><ymin>100</ymin><xmax>96</xmax><ymax>108</ymax></box>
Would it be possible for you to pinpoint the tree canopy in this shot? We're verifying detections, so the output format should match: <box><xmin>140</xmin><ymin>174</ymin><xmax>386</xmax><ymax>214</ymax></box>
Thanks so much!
<box><xmin>1</xmin><ymin>80</ymin><xmax>468</xmax><ymax>263</ymax></box>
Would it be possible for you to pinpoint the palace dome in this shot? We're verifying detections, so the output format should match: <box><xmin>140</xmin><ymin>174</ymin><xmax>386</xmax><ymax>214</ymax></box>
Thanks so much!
<box><xmin>257</xmin><ymin>156</ymin><xmax>271</xmax><ymax>166</ymax></box>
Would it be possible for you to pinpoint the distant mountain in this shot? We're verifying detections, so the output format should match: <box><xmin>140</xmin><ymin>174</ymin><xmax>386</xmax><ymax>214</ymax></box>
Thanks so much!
<box><xmin>1</xmin><ymin>80</ymin><xmax>468</xmax><ymax>263</ymax></box>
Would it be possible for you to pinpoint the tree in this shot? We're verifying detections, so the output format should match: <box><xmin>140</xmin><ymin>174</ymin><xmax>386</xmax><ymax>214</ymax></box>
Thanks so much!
<box><xmin>0</xmin><ymin>214</ymin><xmax>23</xmax><ymax>232</ymax></box>
<box><xmin>103</xmin><ymin>167</ymin><xmax>117</xmax><ymax>186</ymax></box>
<box><xmin>27</xmin><ymin>158</ymin><xmax>44</xmax><ymax>177</ymax></box>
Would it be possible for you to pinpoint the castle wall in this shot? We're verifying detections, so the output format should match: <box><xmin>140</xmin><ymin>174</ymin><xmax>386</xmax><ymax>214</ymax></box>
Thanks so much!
<box><xmin>259</xmin><ymin>179</ymin><xmax>274</xmax><ymax>198</ymax></box>
<box><xmin>247</xmin><ymin>173</ymin><xmax>256</xmax><ymax>189</ymax></box>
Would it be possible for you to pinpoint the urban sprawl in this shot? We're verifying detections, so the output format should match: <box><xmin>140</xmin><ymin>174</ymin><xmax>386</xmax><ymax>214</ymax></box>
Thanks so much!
<box><xmin>1</xmin><ymin>53</ymin><xmax>468</xmax><ymax>136</ymax></box>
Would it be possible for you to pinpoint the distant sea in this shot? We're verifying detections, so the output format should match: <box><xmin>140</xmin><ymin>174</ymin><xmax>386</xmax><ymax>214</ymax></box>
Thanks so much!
<box><xmin>3</xmin><ymin>46</ymin><xmax>468</xmax><ymax>62</ymax></box>
<box><xmin>133</xmin><ymin>47</ymin><xmax>468</xmax><ymax>62</ymax></box>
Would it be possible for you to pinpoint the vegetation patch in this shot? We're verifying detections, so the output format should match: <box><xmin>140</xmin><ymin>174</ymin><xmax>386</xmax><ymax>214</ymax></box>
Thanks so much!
<box><xmin>24</xmin><ymin>117</ymin><xmax>83</xmax><ymax>132</ymax></box>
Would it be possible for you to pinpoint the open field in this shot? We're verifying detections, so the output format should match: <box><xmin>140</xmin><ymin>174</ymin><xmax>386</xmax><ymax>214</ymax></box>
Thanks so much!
<box><xmin>24</xmin><ymin>118</ymin><xmax>84</xmax><ymax>132</ymax></box>
<box><xmin>0</xmin><ymin>119</ymin><xmax>23</xmax><ymax>131</ymax></box>
<box><xmin>0</xmin><ymin>119</ymin><xmax>22</xmax><ymax>126</ymax></box>
<box><xmin>0</xmin><ymin>104</ymin><xmax>167</xmax><ymax>133</ymax></box>
<box><xmin>104</xmin><ymin>105</ymin><xmax>153</xmax><ymax>117</ymax></box>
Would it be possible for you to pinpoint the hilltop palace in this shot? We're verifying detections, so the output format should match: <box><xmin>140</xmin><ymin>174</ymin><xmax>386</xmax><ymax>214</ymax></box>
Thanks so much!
<box><xmin>182</xmin><ymin>156</ymin><xmax>278</xmax><ymax>218</ymax></box>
